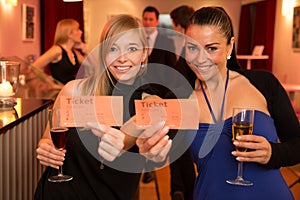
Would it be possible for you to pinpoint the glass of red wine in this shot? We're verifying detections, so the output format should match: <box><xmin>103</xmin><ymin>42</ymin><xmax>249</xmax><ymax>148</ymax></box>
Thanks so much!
<box><xmin>48</xmin><ymin>108</ymin><xmax>73</xmax><ymax>182</ymax></box>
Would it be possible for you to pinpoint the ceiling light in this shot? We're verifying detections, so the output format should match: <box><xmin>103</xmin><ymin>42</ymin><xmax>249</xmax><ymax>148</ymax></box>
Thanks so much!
<box><xmin>5</xmin><ymin>0</ymin><xmax>18</xmax><ymax>6</ymax></box>
<box><xmin>63</xmin><ymin>0</ymin><xmax>83</xmax><ymax>2</ymax></box>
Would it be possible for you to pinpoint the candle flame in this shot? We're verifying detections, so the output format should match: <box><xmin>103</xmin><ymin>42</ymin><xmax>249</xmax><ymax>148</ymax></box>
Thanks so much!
<box><xmin>0</xmin><ymin>81</ymin><xmax>14</xmax><ymax>97</ymax></box>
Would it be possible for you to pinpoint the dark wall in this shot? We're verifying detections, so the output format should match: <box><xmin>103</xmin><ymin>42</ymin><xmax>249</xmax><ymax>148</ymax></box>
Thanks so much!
<box><xmin>237</xmin><ymin>0</ymin><xmax>276</xmax><ymax>71</ymax></box>
<box><xmin>40</xmin><ymin>0</ymin><xmax>84</xmax><ymax>53</ymax></box>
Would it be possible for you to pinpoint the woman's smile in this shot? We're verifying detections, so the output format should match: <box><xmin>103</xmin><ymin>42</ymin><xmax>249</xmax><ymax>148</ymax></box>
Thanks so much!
<box><xmin>114</xmin><ymin>65</ymin><xmax>132</xmax><ymax>72</ymax></box>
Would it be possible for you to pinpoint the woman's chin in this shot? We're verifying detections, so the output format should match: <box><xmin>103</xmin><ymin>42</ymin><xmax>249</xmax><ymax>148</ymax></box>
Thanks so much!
<box><xmin>117</xmin><ymin>76</ymin><xmax>135</xmax><ymax>85</ymax></box>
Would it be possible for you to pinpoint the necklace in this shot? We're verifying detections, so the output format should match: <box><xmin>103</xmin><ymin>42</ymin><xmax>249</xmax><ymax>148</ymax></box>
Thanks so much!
<box><xmin>200</xmin><ymin>69</ymin><xmax>229</xmax><ymax>123</ymax></box>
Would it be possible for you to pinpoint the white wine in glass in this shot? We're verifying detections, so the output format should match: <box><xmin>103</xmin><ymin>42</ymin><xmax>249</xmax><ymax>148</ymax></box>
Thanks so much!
<box><xmin>226</xmin><ymin>108</ymin><xmax>254</xmax><ymax>186</ymax></box>
<box><xmin>48</xmin><ymin>108</ymin><xmax>73</xmax><ymax>183</ymax></box>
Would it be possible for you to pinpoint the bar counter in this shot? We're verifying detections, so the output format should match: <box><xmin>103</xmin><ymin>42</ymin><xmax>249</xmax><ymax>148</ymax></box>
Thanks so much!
<box><xmin>0</xmin><ymin>60</ymin><xmax>63</xmax><ymax>198</ymax></box>
<box><xmin>0</xmin><ymin>96</ymin><xmax>54</xmax><ymax>199</ymax></box>
<box><xmin>0</xmin><ymin>98</ymin><xmax>53</xmax><ymax>133</ymax></box>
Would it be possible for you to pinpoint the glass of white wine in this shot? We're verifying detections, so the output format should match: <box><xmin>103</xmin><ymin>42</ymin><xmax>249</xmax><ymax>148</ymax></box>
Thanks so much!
<box><xmin>226</xmin><ymin>108</ymin><xmax>254</xmax><ymax>186</ymax></box>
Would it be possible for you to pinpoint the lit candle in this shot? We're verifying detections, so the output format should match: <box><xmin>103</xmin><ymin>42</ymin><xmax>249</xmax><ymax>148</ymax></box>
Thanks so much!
<box><xmin>0</xmin><ymin>81</ymin><xmax>14</xmax><ymax>97</ymax></box>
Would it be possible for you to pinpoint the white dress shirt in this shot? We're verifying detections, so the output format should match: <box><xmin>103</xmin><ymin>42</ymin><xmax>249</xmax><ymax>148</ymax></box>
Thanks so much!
<box><xmin>147</xmin><ymin>30</ymin><xmax>158</xmax><ymax>55</ymax></box>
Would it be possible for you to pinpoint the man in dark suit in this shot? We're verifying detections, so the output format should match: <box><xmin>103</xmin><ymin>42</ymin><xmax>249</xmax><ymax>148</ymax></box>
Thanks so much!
<box><xmin>142</xmin><ymin>6</ymin><xmax>177</xmax><ymax>97</ymax></box>
<box><xmin>140</xmin><ymin>6</ymin><xmax>178</xmax><ymax>185</ymax></box>
<box><xmin>142</xmin><ymin>6</ymin><xmax>176</xmax><ymax>67</ymax></box>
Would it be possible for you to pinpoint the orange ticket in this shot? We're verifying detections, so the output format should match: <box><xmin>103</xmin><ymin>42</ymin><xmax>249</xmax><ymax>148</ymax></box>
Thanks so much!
<box><xmin>60</xmin><ymin>96</ymin><xmax>123</xmax><ymax>127</ymax></box>
<box><xmin>134</xmin><ymin>99</ymin><xmax>199</xmax><ymax>130</ymax></box>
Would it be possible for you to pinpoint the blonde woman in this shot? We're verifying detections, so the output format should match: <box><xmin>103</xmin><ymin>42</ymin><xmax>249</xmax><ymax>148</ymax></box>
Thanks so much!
<box><xmin>29</xmin><ymin>19</ymin><xmax>88</xmax><ymax>88</ymax></box>
<box><xmin>34</xmin><ymin>14</ymin><xmax>172</xmax><ymax>200</ymax></box>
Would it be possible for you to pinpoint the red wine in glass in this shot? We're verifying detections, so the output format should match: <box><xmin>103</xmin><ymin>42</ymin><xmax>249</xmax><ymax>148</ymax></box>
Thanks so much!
<box><xmin>50</xmin><ymin>127</ymin><xmax>69</xmax><ymax>149</ymax></box>
<box><xmin>48</xmin><ymin>109</ymin><xmax>73</xmax><ymax>183</ymax></box>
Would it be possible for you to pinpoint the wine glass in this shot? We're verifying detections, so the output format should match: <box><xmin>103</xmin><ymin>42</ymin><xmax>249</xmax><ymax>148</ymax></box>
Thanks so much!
<box><xmin>48</xmin><ymin>108</ymin><xmax>73</xmax><ymax>182</ymax></box>
<box><xmin>226</xmin><ymin>108</ymin><xmax>254</xmax><ymax>186</ymax></box>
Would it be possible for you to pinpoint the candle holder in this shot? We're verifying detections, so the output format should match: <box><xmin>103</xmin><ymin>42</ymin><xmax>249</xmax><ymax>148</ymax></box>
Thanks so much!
<box><xmin>0</xmin><ymin>108</ymin><xmax>19</xmax><ymax>128</ymax></box>
<box><xmin>0</xmin><ymin>61</ymin><xmax>20</xmax><ymax>109</ymax></box>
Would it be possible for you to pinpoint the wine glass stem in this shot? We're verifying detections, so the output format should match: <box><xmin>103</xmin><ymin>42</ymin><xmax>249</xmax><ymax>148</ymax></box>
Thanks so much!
<box><xmin>58</xmin><ymin>165</ymin><xmax>64</xmax><ymax>176</ymax></box>
<box><xmin>237</xmin><ymin>161</ymin><xmax>244</xmax><ymax>179</ymax></box>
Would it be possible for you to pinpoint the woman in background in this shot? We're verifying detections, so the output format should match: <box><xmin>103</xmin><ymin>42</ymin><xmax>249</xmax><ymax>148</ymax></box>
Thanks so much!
<box><xmin>29</xmin><ymin>19</ymin><xmax>88</xmax><ymax>87</ymax></box>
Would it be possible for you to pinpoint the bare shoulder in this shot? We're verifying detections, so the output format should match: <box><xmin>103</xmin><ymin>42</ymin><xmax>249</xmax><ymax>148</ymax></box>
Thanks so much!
<box><xmin>59</xmin><ymin>80</ymin><xmax>78</xmax><ymax>96</ymax></box>
<box><xmin>44</xmin><ymin>45</ymin><xmax>63</xmax><ymax>62</ymax></box>
<box><xmin>229</xmin><ymin>70</ymin><xmax>242</xmax><ymax>79</ymax></box>
<box><xmin>52</xmin><ymin>80</ymin><xmax>81</xmax><ymax>109</ymax></box>
<box><xmin>229</xmin><ymin>70</ymin><xmax>259</xmax><ymax>92</ymax></box>
<box><xmin>227</xmin><ymin>70</ymin><xmax>270</xmax><ymax>116</ymax></box>
<box><xmin>229</xmin><ymin>70</ymin><xmax>253</xmax><ymax>86</ymax></box>
<box><xmin>48</xmin><ymin>45</ymin><xmax>62</xmax><ymax>55</ymax></box>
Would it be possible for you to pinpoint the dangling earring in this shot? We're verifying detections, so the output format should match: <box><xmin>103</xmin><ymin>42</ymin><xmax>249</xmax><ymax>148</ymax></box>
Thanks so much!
<box><xmin>141</xmin><ymin>62</ymin><xmax>145</xmax><ymax>68</ymax></box>
<box><xmin>226</xmin><ymin>55</ymin><xmax>231</xmax><ymax>60</ymax></box>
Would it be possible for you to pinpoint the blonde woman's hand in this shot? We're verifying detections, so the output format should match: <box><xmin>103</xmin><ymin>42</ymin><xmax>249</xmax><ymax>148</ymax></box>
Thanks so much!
<box><xmin>231</xmin><ymin>134</ymin><xmax>272</xmax><ymax>164</ymax></box>
<box><xmin>136</xmin><ymin>121</ymin><xmax>172</xmax><ymax>163</ymax></box>
<box><xmin>36</xmin><ymin>138</ymin><xmax>66</xmax><ymax>169</ymax></box>
<box><xmin>87</xmin><ymin>122</ymin><xmax>125</xmax><ymax>162</ymax></box>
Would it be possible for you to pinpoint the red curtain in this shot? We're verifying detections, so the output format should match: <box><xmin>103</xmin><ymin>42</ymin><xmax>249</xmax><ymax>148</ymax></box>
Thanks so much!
<box><xmin>237</xmin><ymin>0</ymin><xmax>276</xmax><ymax>71</ymax></box>
<box><xmin>40</xmin><ymin>0</ymin><xmax>84</xmax><ymax>53</ymax></box>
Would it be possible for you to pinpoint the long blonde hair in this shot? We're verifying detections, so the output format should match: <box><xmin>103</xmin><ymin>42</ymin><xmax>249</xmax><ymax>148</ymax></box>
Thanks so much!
<box><xmin>78</xmin><ymin>14</ymin><xmax>148</xmax><ymax>96</ymax></box>
<box><xmin>54</xmin><ymin>19</ymin><xmax>79</xmax><ymax>45</ymax></box>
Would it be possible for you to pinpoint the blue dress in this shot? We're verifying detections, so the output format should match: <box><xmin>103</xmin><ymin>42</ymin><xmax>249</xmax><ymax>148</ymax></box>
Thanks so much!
<box><xmin>188</xmin><ymin>111</ymin><xmax>294</xmax><ymax>200</ymax></box>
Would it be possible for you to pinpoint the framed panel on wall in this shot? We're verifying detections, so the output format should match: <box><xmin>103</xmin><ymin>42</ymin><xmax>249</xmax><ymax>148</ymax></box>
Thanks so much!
<box><xmin>293</xmin><ymin>6</ymin><xmax>300</xmax><ymax>51</ymax></box>
<box><xmin>22</xmin><ymin>4</ymin><xmax>35</xmax><ymax>42</ymax></box>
